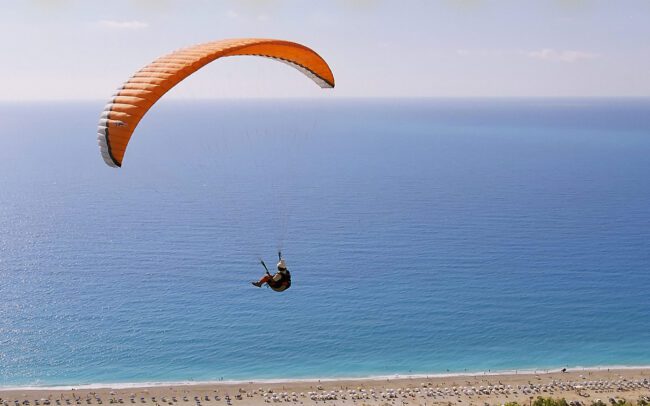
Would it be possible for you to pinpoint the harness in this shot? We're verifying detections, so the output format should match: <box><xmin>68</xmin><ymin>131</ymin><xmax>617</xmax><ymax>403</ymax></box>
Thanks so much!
<box><xmin>268</xmin><ymin>269</ymin><xmax>291</xmax><ymax>292</ymax></box>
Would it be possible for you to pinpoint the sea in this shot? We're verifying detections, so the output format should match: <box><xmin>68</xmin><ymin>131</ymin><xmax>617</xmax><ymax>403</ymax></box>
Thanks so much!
<box><xmin>0</xmin><ymin>99</ymin><xmax>649</xmax><ymax>388</ymax></box>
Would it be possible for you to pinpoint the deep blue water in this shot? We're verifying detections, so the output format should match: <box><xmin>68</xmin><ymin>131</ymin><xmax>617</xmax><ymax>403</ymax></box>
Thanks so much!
<box><xmin>0</xmin><ymin>99</ymin><xmax>649</xmax><ymax>387</ymax></box>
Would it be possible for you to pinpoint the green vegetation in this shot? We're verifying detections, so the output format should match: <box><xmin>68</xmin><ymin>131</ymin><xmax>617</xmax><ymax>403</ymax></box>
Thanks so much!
<box><xmin>499</xmin><ymin>397</ymin><xmax>647</xmax><ymax>406</ymax></box>
<box><xmin>533</xmin><ymin>397</ymin><xmax>569</xmax><ymax>406</ymax></box>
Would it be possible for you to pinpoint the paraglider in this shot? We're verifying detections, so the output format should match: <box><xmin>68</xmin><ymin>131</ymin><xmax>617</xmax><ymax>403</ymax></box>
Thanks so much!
<box><xmin>252</xmin><ymin>252</ymin><xmax>291</xmax><ymax>292</ymax></box>
<box><xmin>97</xmin><ymin>39</ymin><xmax>333</xmax><ymax>291</ymax></box>
<box><xmin>97</xmin><ymin>38</ymin><xmax>335</xmax><ymax>168</ymax></box>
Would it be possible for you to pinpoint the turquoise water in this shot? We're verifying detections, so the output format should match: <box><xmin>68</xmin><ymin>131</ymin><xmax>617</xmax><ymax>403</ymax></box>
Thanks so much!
<box><xmin>0</xmin><ymin>99</ymin><xmax>649</xmax><ymax>387</ymax></box>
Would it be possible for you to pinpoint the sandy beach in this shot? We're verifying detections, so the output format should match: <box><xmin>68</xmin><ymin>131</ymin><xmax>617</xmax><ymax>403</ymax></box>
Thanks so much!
<box><xmin>2</xmin><ymin>368</ymin><xmax>649</xmax><ymax>406</ymax></box>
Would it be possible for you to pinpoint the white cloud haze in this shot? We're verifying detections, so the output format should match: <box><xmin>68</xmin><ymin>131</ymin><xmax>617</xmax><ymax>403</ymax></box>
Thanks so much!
<box><xmin>456</xmin><ymin>48</ymin><xmax>600</xmax><ymax>63</ymax></box>
<box><xmin>526</xmin><ymin>49</ymin><xmax>600</xmax><ymax>63</ymax></box>
<box><xmin>97</xmin><ymin>20</ymin><xmax>149</xmax><ymax>29</ymax></box>
<box><xmin>1</xmin><ymin>1</ymin><xmax>649</xmax><ymax>99</ymax></box>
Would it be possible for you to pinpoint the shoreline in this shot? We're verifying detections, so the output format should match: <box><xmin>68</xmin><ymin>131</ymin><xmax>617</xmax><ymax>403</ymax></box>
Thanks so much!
<box><xmin>1</xmin><ymin>367</ymin><xmax>648</xmax><ymax>406</ymax></box>
<box><xmin>3</xmin><ymin>365</ymin><xmax>650</xmax><ymax>391</ymax></box>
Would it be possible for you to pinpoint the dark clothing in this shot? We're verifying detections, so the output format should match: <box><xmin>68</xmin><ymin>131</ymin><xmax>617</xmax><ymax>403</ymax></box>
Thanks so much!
<box><xmin>267</xmin><ymin>269</ymin><xmax>291</xmax><ymax>292</ymax></box>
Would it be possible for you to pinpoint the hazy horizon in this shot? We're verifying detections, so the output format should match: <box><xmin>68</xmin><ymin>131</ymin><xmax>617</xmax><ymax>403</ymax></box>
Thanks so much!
<box><xmin>3</xmin><ymin>96</ymin><xmax>650</xmax><ymax>104</ymax></box>
<box><xmin>2</xmin><ymin>0</ymin><xmax>650</xmax><ymax>101</ymax></box>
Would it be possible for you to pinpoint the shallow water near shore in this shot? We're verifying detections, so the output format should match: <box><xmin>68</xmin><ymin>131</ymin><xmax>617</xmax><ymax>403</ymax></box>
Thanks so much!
<box><xmin>1</xmin><ymin>99</ymin><xmax>649</xmax><ymax>387</ymax></box>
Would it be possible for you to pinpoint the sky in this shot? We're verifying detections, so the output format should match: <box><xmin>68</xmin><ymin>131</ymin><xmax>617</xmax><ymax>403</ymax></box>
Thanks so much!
<box><xmin>1</xmin><ymin>0</ymin><xmax>649</xmax><ymax>100</ymax></box>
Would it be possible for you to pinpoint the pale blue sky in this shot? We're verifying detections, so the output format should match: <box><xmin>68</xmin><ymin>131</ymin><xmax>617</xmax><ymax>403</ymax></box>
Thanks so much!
<box><xmin>1</xmin><ymin>0</ymin><xmax>649</xmax><ymax>100</ymax></box>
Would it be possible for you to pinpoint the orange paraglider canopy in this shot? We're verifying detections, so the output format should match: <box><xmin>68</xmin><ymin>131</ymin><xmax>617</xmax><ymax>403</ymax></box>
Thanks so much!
<box><xmin>97</xmin><ymin>38</ymin><xmax>335</xmax><ymax>168</ymax></box>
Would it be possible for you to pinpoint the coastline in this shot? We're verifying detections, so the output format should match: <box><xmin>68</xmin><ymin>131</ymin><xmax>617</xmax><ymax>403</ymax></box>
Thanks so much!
<box><xmin>2</xmin><ymin>366</ymin><xmax>648</xmax><ymax>406</ymax></box>
<box><xmin>3</xmin><ymin>365</ymin><xmax>650</xmax><ymax>391</ymax></box>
